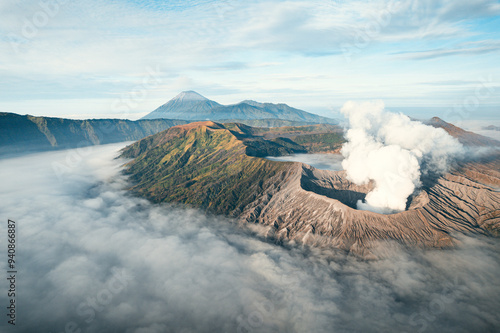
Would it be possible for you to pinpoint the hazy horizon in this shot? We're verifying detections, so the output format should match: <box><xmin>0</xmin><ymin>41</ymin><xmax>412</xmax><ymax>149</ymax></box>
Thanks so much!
<box><xmin>1</xmin><ymin>1</ymin><xmax>499</xmax><ymax>119</ymax></box>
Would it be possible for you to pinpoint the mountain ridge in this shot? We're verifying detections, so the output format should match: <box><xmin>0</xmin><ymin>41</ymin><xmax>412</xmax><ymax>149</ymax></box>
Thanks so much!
<box><xmin>427</xmin><ymin>116</ymin><xmax>500</xmax><ymax>147</ymax></box>
<box><xmin>121</xmin><ymin>119</ymin><xmax>500</xmax><ymax>256</ymax></box>
<box><xmin>0</xmin><ymin>112</ymin><xmax>188</xmax><ymax>156</ymax></box>
<box><xmin>141</xmin><ymin>91</ymin><xmax>337</xmax><ymax>124</ymax></box>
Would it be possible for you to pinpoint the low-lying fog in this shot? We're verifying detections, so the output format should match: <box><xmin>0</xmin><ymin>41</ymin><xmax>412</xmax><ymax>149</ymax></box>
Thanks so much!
<box><xmin>265</xmin><ymin>153</ymin><xmax>344</xmax><ymax>171</ymax></box>
<box><xmin>0</xmin><ymin>143</ymin><xmax>499</xmax><ymax>333</ymax></box>
<box><xmin>462</xmin><ymin>120</ymin><xmax>500</xmax><ymax>141</ymax></box>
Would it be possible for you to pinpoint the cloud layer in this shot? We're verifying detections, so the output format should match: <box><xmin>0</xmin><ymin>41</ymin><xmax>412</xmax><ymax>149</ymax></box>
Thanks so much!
<box><xmin>1</xmin><ymin>0</ymin><xmax>499</xmax><ymax>117</ymax></box>
<box><xmin>265</xmin><ymin>153</ymin><xmax>344</xmax><ymax>171</ymax></box>
<box><xmin>0</xmin><ymin>143</ymin><xmax>499</xmax><ymax>332</ymax></box>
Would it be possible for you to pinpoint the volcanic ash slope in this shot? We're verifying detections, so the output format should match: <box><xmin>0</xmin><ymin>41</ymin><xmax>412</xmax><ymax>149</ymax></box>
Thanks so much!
<box><xmin>121</xmin><ymin>121</ymin><xmax>500</xmax><ymax>256</ymax></box>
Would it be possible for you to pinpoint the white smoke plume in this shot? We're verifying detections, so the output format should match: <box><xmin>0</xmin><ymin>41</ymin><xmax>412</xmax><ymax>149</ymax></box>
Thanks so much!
<box><xmin>340</xmin><ymin>101</ymin><xmax>464</xmax><ymax>213</ymax></box>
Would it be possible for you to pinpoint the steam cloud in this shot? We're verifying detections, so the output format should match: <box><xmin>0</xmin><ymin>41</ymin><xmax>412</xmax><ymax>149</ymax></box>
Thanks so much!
<box><xmin>340</xmin><ymin>101</ymin><xmax>464</xmax><ymax>213</ymax></box>
<box><xmin>0</xmin><ymin>143</ymin><xmax>498</xmax><ymax>333</ymax></box>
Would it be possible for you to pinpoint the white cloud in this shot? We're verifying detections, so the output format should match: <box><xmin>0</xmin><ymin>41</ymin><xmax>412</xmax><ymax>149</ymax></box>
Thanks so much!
<box><xmin>0</xmin><ymin>142</ymin><xmax>499</xmax><ymax>332</ymax></box>
<box><xmin>396</xmin><ymin>40</ymin><xmax>500</xmax><ymax>60</ymax></box>
<box><xmin>265</xmin><ymin>153</ymin><xmax>344</xmax><ymax>171</ymax></box>
<box><xmin>0</xmin><ymin>0</ymin><xmax>499</xmax><ymax>117</ymax></box>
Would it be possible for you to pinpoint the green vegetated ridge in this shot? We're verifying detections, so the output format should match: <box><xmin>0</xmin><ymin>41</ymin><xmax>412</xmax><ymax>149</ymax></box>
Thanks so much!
<box><xmin>292</xmin><ymin>132</ymin><xmax>345</xmax><ymax>152</ymax></box>
<box><xmin>0</xmin><ymin>112</ymin><xmax>188</xmax><ymax>155</ymax></box>
<box><xmin>212</xmin><ymin>118</ymin><xmax>329</xmax><ymax>127</ymax></box>
<box><xmin>252</xmin><ymin>123</ymin><xmax>345</xmax><ymax>153</ymax></box>
<box><xmin>121</xmin><ymin>121</ymin><xmax>346</xmax><ymax>215</ymax></box>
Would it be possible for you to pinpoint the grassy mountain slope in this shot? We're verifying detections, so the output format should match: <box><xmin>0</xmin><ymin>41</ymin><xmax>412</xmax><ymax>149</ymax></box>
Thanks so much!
<box><xmin>121</xmin><ymin>121</ymin><xmax>297</xmax><ymax>215</ymax></box>
<box><xmin>215</xmin><ymin>118</ymin><xmax>329</xmax><ymax>127</ymax></box>
<box><xmin>0</xmin><ymin>112</ymin><xmax>188</xmax><ymax>156</ymax></box>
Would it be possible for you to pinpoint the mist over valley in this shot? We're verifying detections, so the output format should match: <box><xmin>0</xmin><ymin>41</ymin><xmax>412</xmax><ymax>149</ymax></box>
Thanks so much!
<box><xmin>1</xmin><ymin>143</ymin><xmax>499</xmax><ymax>332</ymax></box>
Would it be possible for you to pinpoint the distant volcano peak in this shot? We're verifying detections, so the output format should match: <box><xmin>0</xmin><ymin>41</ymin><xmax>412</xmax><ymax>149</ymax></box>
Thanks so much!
<box><xmin>141</xmin><ymin>91</ymin><xmax>337</xmax><ymax>124</ymax></box>
<box><xmin>172</xmin><ymin>91</ymin><xmax>208</xmax><ymax>102</ymax></box>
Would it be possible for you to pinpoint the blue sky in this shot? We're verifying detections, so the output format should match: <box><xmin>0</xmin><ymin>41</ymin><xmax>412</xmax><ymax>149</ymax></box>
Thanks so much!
<box><xmin>0</xmin><ymin>0</ymin><xmax>499</xmax><ymax>121</ymax></box>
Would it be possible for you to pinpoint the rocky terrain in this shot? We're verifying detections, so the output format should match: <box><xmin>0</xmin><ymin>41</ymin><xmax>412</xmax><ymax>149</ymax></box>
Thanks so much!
<box><xmin>239</xmin><ymin>154</ymin><xmax>500</xmax><ymax>257</ymax></box>
<box><xmin>121</xmin><ymin>119</ymin><xmax>500</xmax><ymax>256</ymax></box>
